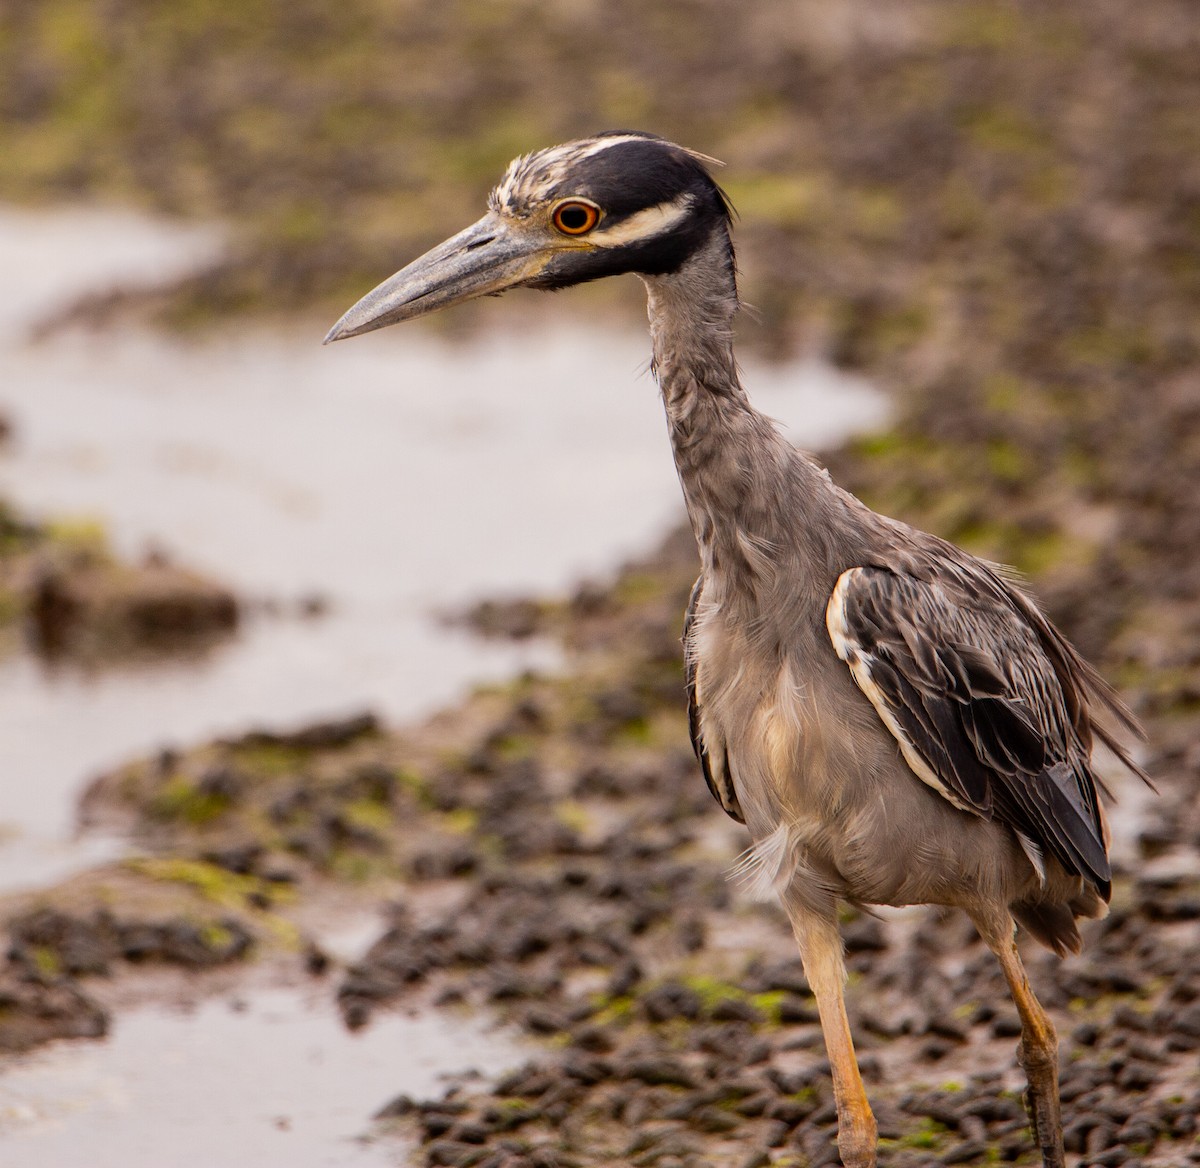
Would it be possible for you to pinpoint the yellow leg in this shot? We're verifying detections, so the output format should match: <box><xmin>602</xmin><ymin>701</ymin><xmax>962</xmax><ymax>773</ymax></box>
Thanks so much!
<box><xmin>973</xmin><ymin>912</ymin><xmax>1065</xmax><ymax>1168</ymax></box>
<box><xmin>786</xmin><ymin>907</ymin><xmax>877</xmax><ymax>1167</ymax></box>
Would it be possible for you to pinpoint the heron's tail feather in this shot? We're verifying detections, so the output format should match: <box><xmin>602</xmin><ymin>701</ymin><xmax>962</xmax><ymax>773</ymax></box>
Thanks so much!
<box><xmin>728</xmin><ymin>822</ymin><xmax>794</xmax><ymax>902</ymax></box>
<box><xmin>1013</xmin><ymin>881</ymin><xmax>1108</xmax><ymax>958</ymax></box>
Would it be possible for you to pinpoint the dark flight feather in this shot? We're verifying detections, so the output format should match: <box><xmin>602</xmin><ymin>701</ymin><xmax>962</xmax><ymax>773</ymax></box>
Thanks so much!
<box><xmin>831</xmin><ymin>564</ymin><xmax>1117</xmax><ymax>895</ymax></box>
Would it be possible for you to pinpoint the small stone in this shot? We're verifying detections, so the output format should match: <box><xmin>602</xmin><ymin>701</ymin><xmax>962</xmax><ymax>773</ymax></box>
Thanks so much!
<box><xmin>776</xmin><ymin>995</ymin><xmax>820</xmax><ymax>1024</ymax></box>
<box><xmin>766</xmin><ymin>1097</ymin><xmax>813</xmax><ymax>1127</ymax></box>
<box><xmin>640</xmin><ymin>983</ymin><xmax>703</xmax><ymax>1023</ymax></box>
<box><xmin>373</xmin><ymin>1093</ymin><xmax>416</xmax><ymax>1119</ymax></box>
<box><xmin>453</xmin><ymin>1123</ymin><xmax>489</xmax><ymax>1145</ymax></box>
<box><xmin>625</xmin><ymin>1057</ymin><xmax>698</xmax><ymax>1089</ymax></box>
<box><xmin>709</xmin><ymin>997</ymin><xmax>764</xmax><ymax>1024</ymax></box>
<box><xmin>569</xmin><ymin>1025</ymin><xmax>615</xmax><ymax>1053</ymax></box>
<box><xmin>563</xmin><ymin>1056</ymin><xmax>612</xmax><ymax>1085</ymax></box>
<box><xmin>734</xmin><ymin>1092</ymin><xmax>771</xmax><ymax>1117</ymax></box>
<box><xmin>942</xmin><ymin>1140</ymin><xmax>987</xmax><ymax>1164</ymax></box>
<box><xmin>303</xmin><ymin>943</ymin><xmax>330</xmax><ymax>976</ymax></box>
<box><xmin>606</xmin><ymin>961</ymin><xmax>643</xmax><ymax>998</ymax></box>
<box><xmin>424</xmin><ymin>1140</ymin><xmax>476</xmax><ymax>1167</ymax></box>
<box><xmin>421</xmin><ymin>1112</ymin><xmax>457</xmax><ymax>1139</ymax></box>
<box><xmin>690</xmin><ymin>1106</ymin><xmax>740</xmax><ymax>1134</ymax></box>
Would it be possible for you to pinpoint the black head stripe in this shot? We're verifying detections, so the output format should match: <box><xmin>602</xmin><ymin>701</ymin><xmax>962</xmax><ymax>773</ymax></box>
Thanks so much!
<box><xmin>521</xmin><ymin>134</ymin><xmax>735</xmax><ymax>286</ymax></box>
<box><xmin>552</xmin><ymin>139</ymin><xmax>711</xmax><ymax>218</ymax></box>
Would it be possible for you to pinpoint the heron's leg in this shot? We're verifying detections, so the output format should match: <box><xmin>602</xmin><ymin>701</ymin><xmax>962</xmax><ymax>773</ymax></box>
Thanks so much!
<box><xmin>785</xmin><ymin>905</ymin><xmax>877</xmax><ymax>1168</ymax></box>
<box><xmin>972</xmin><ymin>912</ymin><xmax>1064</xmax><ymax>1168</ymax></box>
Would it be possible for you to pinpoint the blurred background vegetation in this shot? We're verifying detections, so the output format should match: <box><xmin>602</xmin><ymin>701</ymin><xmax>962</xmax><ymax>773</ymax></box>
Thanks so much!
<box><xmin>2</xmin><ymin>0</ymin><xmax>1198</xmax><ymax>700</ymax></box>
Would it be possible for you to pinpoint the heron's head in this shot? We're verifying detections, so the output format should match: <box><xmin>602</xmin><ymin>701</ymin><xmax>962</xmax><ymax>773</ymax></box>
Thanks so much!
<box><xmin>324</xmin><ymin>132</ymin><xmax>733</xmax><ymax>342</ymax></box>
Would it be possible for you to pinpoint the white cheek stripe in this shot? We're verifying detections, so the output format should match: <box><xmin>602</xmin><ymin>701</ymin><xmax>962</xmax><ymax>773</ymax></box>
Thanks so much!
<box><xmin>590</xmin><ymin>195</ymin><xmax>694</xmax><ymax>248</ymax></box>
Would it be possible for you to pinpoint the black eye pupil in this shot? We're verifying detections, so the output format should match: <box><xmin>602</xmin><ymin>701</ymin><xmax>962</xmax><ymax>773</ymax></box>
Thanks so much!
<box><xmin>559</xmin><ymin>206</ymin><xmax>589</xmax><ymax>230</ymax></box>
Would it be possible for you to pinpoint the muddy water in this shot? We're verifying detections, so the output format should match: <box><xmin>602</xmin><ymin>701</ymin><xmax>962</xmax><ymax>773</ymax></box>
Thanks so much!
<box><xmin>0</xmin><ymin>985</ymin><xmax>529</xmax><ymax>1168</ymax></box>
<box><xmin>0</xmin><ymin>205</ymin><xmax>888</xmax><ymax>1166</ymax></box>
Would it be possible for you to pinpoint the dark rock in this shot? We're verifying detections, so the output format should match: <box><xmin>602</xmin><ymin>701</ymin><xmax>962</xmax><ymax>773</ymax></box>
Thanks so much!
<box><xmin>776</xmin><ymin>994</ymin><xmax>819</xmax><ymax>1024</ymax></box>
<box><xmin>740</xmin><ymin>1154</ymin><xmax>771</xmax><ymax>1168</ymax></box>
<box><xmin>943</xmin><ymin>1140</ymin><xmax>988</xmax><ymax>1164</ymax></box>
<box><xmin>689</xmin><ymin>1105</ymin><xmax>740</xmax><ymax>1133</ymax></box>
<box><xmin>7</xmin><ymin>908</ymin><xmax>120</xmax><ymax>977</ymax></box>
<box><xmin>374</xmin><ymin>1093</ymin><xmax>417</xmax><ymax>1119</ymax></box>
<box><xmin>766</xmin><ymin>1096</ymin><xmax>815</xmax><ymax>1126</ymax></box>
<box><xmin>640</xmin><ymin>982</ymin><xmax>702</xmax><ymax>1023</ymax></box>
<box><xmin>303</xmin><ymin>942</ymin><xmax>330</xmax><ymax>976</ymax></box>
<box><xmin>734</xmin><ymin>1092</ymin><xmax>772</xmax><ymax>1117</ymax></box>
<box><xmin>0</xmin><ymin>973</ymin><xmax>109</xmax><ymax>1052</ymax></box>
<box><xmin>229</xmin><ymin>712</ymin><xmax>379</xmax><ymax>751</ymax></box>
<box><xmin>421</xmin><ymin>1112</ymin><xmax>457</xmax><ymax>1139</ymax></box>
<box><xmin>495</xmin><ymin>1064</ymin><xmax>555</xmax><ymax>1099</ymax></box>
<box><xmin>522</xmin><ymin>1008</ymin><xmax>568</xmax><ymax>1035</ymax></box>
<box><xmin>425</xmin><ymin>1140</ymin><xmax>478</xmax><ymax>1167</ymax></box>
<box><xmin>453</xmin><ymin>1123</ymin><xmax>490</xmax><ymax>1145</ymax></box>
<box><xmin>563</xmin><ymin>1056</ymin><xmax>612</xmax><ymax>1085</ymax></box>
<box><xmin>569</xmin><ymin>1025</ymin><xmax>615</xmax><ymax>1054</ymax></box>
<box><xmin>625</xmin><ymin>1057</ymin><xmax>698</xmax><ymax>1089</ymax></box>
<box><xmin>842</xmin><ymin>916</ymin><xmax>888</xmax><ymax>953</ymax></box>
<box><xmin>708</xmin><ymin>996</ymin><xmax>763</xmax><ymax>1024</ymax></box>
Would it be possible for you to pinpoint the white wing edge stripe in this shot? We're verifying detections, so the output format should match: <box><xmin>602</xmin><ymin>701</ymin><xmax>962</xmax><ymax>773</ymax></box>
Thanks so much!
<box><xmin>826</xmin><ymin>569</ymin><xmax>975</xmax><ymax>814</ymax></box>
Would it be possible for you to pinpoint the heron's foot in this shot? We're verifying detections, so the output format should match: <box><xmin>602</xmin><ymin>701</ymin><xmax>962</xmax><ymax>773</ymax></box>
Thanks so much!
<box><xmin>1018</xmin><ymin>1039</ymin><xmax>1065</xmax><ymax>1168</ymax></box>
<box><xmin>835</xmin><ymin>1098</ymin><xmax>878</xmax><ymax>1168</ymax></box>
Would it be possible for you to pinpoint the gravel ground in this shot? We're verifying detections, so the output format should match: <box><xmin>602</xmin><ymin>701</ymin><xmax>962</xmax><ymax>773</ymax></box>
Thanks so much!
<box><xmin>4</xmin><ymin>532</ymin><xmax>1195</xmax><ymax>1165</ymax></box>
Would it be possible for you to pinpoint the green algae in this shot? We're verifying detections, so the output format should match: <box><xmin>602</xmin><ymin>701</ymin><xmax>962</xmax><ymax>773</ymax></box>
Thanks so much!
<box><xmin>149</xmin><ymin>777</ymin><xmax>232</xmax><ymax>825</ymax></box>
<box><xmin>124</xmin><ymin>857</ymin><xmax>284</xmax><ymax>912</ymax></box>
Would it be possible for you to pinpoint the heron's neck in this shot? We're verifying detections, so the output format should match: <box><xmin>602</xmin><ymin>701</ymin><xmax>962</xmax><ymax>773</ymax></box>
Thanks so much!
<box><xmin>641</xmin><ymin>230</ymin><xmax>821</xmax><ymax>608</ymax></box>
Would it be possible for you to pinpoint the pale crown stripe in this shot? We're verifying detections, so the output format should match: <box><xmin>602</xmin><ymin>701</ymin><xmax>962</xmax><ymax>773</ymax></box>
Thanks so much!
<box><xmin>570</xmin><ymin>134</ymin><xmax>662</xmax><ymax>162</ymax></box>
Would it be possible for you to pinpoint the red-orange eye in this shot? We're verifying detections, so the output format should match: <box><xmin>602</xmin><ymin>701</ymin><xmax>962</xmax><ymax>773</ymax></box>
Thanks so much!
<box><xmin>552</xmin><ymin>200</ymin><xmax>600</xmax><ymax>235</ymax></box>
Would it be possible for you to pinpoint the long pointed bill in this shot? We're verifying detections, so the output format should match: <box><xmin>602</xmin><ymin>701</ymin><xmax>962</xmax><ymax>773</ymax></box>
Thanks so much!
<box><xmin>323</xmin><ymin>214</ymin><xmax>550</xmax><ymax>343</ymax></box>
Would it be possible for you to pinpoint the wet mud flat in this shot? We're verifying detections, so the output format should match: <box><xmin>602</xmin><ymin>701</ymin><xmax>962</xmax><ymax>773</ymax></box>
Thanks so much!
<box><xmin>2</xmin><ymin>531</ymin><xmax>1197</xmax><ymax>1168</ymax></box>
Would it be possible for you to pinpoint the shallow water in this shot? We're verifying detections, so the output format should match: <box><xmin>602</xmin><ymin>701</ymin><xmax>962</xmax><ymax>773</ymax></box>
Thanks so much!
<box><xmin>0</xmin><ymin>204</ymin><xmax>888</xmax><ymax>888</ymax></box>
<box><xmin>0</xmin><ymin>985</ymin><xmax>528</xmax><ymax>1168</ymax></box>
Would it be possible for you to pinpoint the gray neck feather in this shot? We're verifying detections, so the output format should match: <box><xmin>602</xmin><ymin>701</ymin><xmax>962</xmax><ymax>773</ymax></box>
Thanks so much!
<box><xmin>641</xmin><ymin>228</ymin><xmax>847</xmax><ymax>622</ymax></box>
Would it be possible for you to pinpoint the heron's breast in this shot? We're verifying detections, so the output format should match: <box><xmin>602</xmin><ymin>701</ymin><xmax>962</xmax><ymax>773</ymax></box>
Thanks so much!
<box><xmin>699</xmin><ymin>646</ymin><xmax>856</xmax><ymax>810</ymax></box>
<box><xmin>753</xmin><ymin>656</ymin><xmax>876</xmax><ymax>804</ymax></box>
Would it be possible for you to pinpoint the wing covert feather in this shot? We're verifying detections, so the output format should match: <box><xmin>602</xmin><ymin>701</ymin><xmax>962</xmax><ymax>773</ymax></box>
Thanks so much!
<box><xmin>827</xmin><ymin>565</ymin><xmax>1112</xmax><ymax>893</ymax></box>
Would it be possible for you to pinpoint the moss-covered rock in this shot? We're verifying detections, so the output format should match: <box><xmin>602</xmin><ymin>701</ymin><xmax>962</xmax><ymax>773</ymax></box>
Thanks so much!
<box><xmin>0</xmin><ymin>506</ymin><xmax>238</xmax><ymax>660</ymax></box>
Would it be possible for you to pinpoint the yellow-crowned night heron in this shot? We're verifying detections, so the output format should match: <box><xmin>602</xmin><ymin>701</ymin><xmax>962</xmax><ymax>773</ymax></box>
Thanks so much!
<box><xmin>326</xmin><ymin>132</ymin><xmax>1147</xmax><ymax>1168</ymax></box>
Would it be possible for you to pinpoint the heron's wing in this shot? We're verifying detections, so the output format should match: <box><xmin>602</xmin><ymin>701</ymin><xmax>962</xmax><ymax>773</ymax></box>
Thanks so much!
<box><xmin>684</xmin><ymin>576</ymin><xmax>744</xmax><ymax>824</ymax></box>
<box><xmin>826</xmin><ymin>565</ymin><xmax>1111</xmax><ymax>892</ymax></box>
